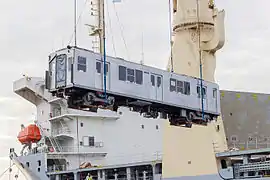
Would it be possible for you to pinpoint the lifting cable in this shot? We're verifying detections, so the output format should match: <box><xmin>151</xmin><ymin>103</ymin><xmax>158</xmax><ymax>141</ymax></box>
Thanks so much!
<box><xmin>106</xmin><ymin>0</ymin><xmax>117</xmax><ymax>57</ymax></box>
<box><xmin>102</xmin><ymin>0</ymin><xmax>107</xmax><ymax>100</ymax></box>
<box><xmin>112</xmin><ymin>2</ymin><xmax>130</xmax><ymax>60</ymax></box>
<box><xmin>196</xmin><ymin>0</ymin><xmax>205</xmax><ymax>120</ymax></box>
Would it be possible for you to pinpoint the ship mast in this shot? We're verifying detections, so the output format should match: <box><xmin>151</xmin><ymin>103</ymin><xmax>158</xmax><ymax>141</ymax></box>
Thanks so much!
<box><xmin>89</xmin><ymin>0</ymin><xmax>107</xmax><ymax>98</ymax></box>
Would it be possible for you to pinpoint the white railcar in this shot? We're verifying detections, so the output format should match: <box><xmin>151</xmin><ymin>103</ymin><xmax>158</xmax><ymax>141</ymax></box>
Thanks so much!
<box><xmin>45</xmin><ymin>46</ymin><xmax>221</xmax><ymax>127</ymax></box>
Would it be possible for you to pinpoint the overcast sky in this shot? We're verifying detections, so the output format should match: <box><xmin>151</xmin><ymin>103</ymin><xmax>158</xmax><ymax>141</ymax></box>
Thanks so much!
<box><xmin>0</xmin><ymin>0</ymin><xmax>269</xmax><ymax>179</ymax></box>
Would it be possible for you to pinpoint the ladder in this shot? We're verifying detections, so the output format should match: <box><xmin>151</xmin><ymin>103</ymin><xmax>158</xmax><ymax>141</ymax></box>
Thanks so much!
<box><xmin>35</xmin><ymin>121</ymin><xmax>62</xmax><ymax>152</ymax></box>
<box><xmin>49</xmin><ymin>136</ymin><xmax>62</xmax><ymax>152</ymax></box>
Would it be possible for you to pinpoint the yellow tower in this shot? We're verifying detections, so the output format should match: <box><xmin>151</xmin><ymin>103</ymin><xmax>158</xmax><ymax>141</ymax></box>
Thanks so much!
<box><xmin>163</xmin><ymin>0</ymin><xmax>228</xmax><ymax>179</ymax></box>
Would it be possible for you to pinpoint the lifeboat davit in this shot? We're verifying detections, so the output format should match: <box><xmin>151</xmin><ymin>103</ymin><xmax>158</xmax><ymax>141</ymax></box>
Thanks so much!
<box><xmin>17</xmin><ymin>124</ymin><xmax>41</xmax><ymax>144</ymax></box>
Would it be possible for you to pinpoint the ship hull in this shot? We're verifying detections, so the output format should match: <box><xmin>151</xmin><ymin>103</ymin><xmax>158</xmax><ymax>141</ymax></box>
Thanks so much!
<box><xmin>164</xmin><ymin>175</ymin><xmax>270</xmax><ymax>180</ymax></box>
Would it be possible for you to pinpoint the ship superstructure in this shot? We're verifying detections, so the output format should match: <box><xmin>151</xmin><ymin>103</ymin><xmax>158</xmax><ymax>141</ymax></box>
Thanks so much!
<box><xmin>10</xmin><ymin>76</ymin><xmax>164</xmax><ymax>179</ymax></box>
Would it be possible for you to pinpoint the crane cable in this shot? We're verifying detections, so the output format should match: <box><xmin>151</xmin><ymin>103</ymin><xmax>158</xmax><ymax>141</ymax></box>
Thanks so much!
<box><xmin>112</xmin><ymin>2</ymin><xmax>130</xmax><ymax>60</ymax></box>
<box><xmin>106</xmin><ymin>0</ymin><xmax>117</xmax><ymax>57</ymax></box>
<box><xmin>196</xmin><ymin>0</ymin><xmax>205</xmax><ymax>121</ymax></box>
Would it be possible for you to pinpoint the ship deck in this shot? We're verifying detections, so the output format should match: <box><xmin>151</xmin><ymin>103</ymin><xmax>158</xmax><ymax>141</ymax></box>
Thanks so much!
<box><xmin>47</xmin><ymin>159</ymin><xmax>162</xmax><ymax>175</ymax></box>
<box><xmin>216</xmin><ymin>147</ymin><xmax>270</xmax><ymax>158</ymax></box>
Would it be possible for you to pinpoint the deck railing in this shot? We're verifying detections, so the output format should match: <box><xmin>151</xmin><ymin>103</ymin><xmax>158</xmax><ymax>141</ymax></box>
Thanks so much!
<box><xmin>44</xmin><ymin>144</ymin><xmax>105</xmax><ymax>153</ymax></box>
<box><xmin>47</xmin><ymin>164</ymin><xmax>67</xmax><ymax>172</ymax></box>
<box><xmin>228</xmin><ymin>141</ymin><xmax>270</xmax><ymax>150</ymax></box>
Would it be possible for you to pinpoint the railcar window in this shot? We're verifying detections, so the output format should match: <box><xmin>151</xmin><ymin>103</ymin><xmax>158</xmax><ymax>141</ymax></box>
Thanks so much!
<box><xmin>96</xmin><ymin>61</ymin><xmax>101</xmax><ymax>73</ymax></box>
<box><xmin>135</xmin><ymin>70</ymin><xmax>143</xmax><ymax>84</ymax></box>
<box><xmin>197</xmin><ymin>86</ymin><xmax>206</xmax><ymax>98</ymax></box>
<box><xmin>203</xmin><ymin>87</ymin><xmax>206</xmax><ymax>96</ymax></box>
<box><xmin>176</xmin><ymin>81</ymin><xmax>183</xmax><ymax>93</ymax></box>
<box><xmin>157</xmin><ymin>76</ymin><xmax>162</xmax><ymax>87</ymax></box>
<box><xmin>119</xmin><ymin>66</ymin><xmax>126</xmax><ymax>81</ymax></box>
<box><xmin>184</xmin><ymin>82</ymin><xmax>190</xmax><ymax>95</ymax></box>
<box><xmin>78</xmin><ymin>56</ymin><xmax>86</xmax><ymax>71</ymax></box>
<box><xmin>170</xmin><ymin>78</ymin><xmax>176</xmax><ymax>92</ymax></box>
<box><xmin>197</xmin><ymin>86</ymin><xmax>200</xmax><ymax>97</ymax></box>
<box><xmin>105</xmin><ymin>64</ymin><xmax>109</xmax><ymax>73</ymax></box>
<box><xmin>127</xmin><ymin>68</ymin><xmax>135</xmax><ymax>82</ymax></box>
<box><xmin>96</xmin><ymin>61</ymin><xmax>109</xmax><ymax>74</ymax></box>
<box><xmin>213</xmin><ymin>88</ymin><xmax>217</xmax><ymax>98</ymax></box>
<box><xmin>77</xmin><ymin>56</ymin><xmax>87</xmax><ymax>72</ymax></box>
<box><xmin>151</xmin><ymin>75</ymin><xmax>155</xmax><ymax>86</ymax></box>
<box><xmin>68</xmin><ymin>57</ymin><xmax>72</xmax><ymax>71</ymax></box>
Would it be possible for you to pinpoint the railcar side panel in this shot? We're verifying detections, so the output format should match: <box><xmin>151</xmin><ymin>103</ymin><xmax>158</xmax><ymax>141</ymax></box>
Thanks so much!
<box><xmin>47</xmin><ymin>47</ymin><xmax>221</xmax><ymax>116</ymax></box>
<box><xmin>72</xmin><ymin>49</ymin><xmax>96</xmax><ymax>90</ymax></box>
<box><xmin>163</xmin><ymin>73</ymin><xmax>199</xmax><ymax>111</ymax></box>
<box><xmin>112</xmin><ymin>59</ymin><xmax>151</xmax><ymax>101</ymax></box>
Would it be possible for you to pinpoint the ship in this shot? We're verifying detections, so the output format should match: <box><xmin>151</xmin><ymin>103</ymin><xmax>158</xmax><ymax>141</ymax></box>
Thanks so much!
<box><xmin>7</xmin><ymin>0</ymin><xmax>270</xmax><ymax>180</ymax></box>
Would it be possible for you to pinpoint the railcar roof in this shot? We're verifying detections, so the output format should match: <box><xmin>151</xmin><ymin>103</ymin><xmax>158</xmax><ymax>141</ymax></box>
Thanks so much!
<box><xmin>50</xmin><ymin>46</ymin><xmax>215</xmax><ymax>84</ymax></box>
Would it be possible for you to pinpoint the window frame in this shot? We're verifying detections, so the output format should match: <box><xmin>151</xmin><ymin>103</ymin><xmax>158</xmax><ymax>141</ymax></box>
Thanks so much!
<box><xmin>157</xmin><ymin>76</ymin><xmax>162</xmax><ymax>87</ymax></box>
<box><xmin>135</xmin><ymin>70</ymin><xmax>143</xmax><ymax>84</ymax></box>
<box><xmin>127</xmin><ymin>68</ymin><xmax>135</xmax><ymax>82</ymax></box>
<box><xmin>151</xmin><ymin>75</ymin><xmax>155</xmax><ymax>86</ymax></box>
<box><xmin>184</xmin><ymin>81</ymin><xmax>190</xmax><ymax>95</ymax></box>
<box><xmin>96</xmin><ymin>60</ymin><xmax>109</xmax><ymax>74</ymax></box>
<box><xmin>119</xmin><ymin>65</ymin><xmax>127</xmax><ymax>81</ymax></box>
<box><xmin>77</xmin><ymin>56</ymin><xmax>87</xmax><ymax>72</ymax></box>
<box><xmin>176</xmin><ymin>80</ymin><xmax>184</xmax><ymax>93</ymax></box>
<box><xmin>118</xmin><ymin>65</ymin><xmax>144</xmax><ymax>85</ymax></box>
<box><xmin>170</xmin><ymin>78</ymin><xmax>176</xmax><ymax>92</ymax></box>
<box><xmin>197</xmin><ymin>85</ymin><xmax>207</xmax><ymax>98</ymax></box>
<box><xmin>213</xmin><ymin>88</ymin><xmax>217</xmax><ymax>98</ymax></box>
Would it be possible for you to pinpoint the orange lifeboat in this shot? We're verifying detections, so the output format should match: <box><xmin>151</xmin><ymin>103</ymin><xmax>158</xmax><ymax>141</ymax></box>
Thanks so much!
<box><xmin>17</xmin><ymin>124</ymin><xmax>41</xmax><ymax>144</ymax></box>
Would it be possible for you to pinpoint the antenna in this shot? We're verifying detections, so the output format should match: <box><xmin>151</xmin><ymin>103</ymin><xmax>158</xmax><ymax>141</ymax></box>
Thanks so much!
<box><xmin>196</xmin><ymin>0</ymin><xmax>205</xmax><ymax>121</ymax></box>
<box><xmin>140</xmin><ymin>29</ymin><xmax>144</xmax><ymax>65</ymax></box>
<box><xmin>74</xmin><ymin>0</ymin><xmax>77</xmax><ymax>47</ymax></box>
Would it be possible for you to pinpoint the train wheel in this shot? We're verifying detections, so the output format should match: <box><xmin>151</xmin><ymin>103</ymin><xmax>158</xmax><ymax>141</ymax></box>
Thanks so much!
<box><xmin>83</xmin><ymin>93</ymin><xmax>94</xmax><ymax>106</ymax></box>
<box><xmin>107</xmin><ymin>96</ymin><xmax>115</xmax><ymax>106</ymax></box>
<box><xmin>188</xmin><ymin>112</ymin><xmax>195</xmax><ymax>121</ymax></box>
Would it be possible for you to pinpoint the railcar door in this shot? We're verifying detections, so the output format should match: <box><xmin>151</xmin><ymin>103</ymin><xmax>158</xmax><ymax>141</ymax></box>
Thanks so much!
<box><xmin>149</xmin><ymin>73</ymin><xmax>163</xmax><ymax>101</ymax></box>
<box><xmin>197</xmin><ymin>85</ymin><xmax>208</xmax><ymax>112</ymax></box>
<box><xmin>213</xmin><ymin>88</ymin><xmax>218</xmax><ymax>112</ymax></box>
<box><xmin>149</xmin><ymin>74</ymin><xmax>156</xmax><ymax>100</ymax></box>
<box><xmin>143</xmin><ymin>72</ymin><xmax>150</xmax><ymax>98</ymax></box>
<box><xmin>49</xmin><ymin>59</ymin><xmax>56</xmax><ymax>90</ymax></box>
<box><xmin>55</xmin><ymin>54</ymin><xmax>67</xmax><ymax>89</ymax></box>
<box><xmin>95</xmin><ymin>60</ymin><xmax>110</xmax><ymax>91</ymax></box>
<box><xmin>156</xmin><ymin>75</ymin><xmax>163</xmax><ymax>101</ymax></box>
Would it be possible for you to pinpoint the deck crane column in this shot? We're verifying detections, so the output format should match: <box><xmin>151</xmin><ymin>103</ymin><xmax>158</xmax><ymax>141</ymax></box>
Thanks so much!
<box><xmin>163</xmin><ymin>0</ymin><xmax>228</xmax><ymax>179</ymax></box>
<box><xmin>167</xmin><ymin>0</ymin><xmax>225</xmax><ymax>82</ymax></box>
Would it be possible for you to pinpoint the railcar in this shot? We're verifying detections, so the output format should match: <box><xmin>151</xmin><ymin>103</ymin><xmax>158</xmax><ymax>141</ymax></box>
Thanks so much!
<box><xmin>45</xmin><ymin>46</ymin><xmax>221</xmax><ymax>127</ymax></box>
